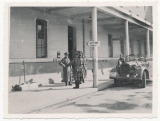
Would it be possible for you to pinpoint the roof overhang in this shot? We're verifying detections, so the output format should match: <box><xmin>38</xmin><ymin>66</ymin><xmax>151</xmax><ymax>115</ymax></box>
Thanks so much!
<box><xmin>97</xmin><ymin>7</ymin><xmax>153</xmax><ymax>31</ymax></box>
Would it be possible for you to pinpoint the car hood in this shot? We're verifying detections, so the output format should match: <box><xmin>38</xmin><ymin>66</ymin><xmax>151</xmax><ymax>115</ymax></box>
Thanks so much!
<box><xmin>125</xmin><ymin>61</ymin><xmax>137</xmax><ymax>65</ymax></box>
<box><xmin>125</xmin><ymin>61</ymin><xmax>146</xmax><ymax>66</ymax></box>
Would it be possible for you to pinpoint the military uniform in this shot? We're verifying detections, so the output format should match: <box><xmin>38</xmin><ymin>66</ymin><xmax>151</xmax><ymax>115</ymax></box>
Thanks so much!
<box><xmin>72</xmin><ymin>51</ymin><xmax>83</xmax><ymax>89</ymax></box>
<box><xmin>81</xmin><ymin>53</ymin><xmax>87</xmax><ymax>79</ymax></box>
<box><xmin>79</xmin><ymin>53</ymin><xmax>86</xmax><ymax>83</ymax></box>
<box><xmin>59</xmin><ymin>52</ymin><xmax>72</xmax><ymax>86</ymax></box>
<box><xmin>117</xmin><ymin>54</ymin><xmax>125</xmax><ymax>76</ymax></box>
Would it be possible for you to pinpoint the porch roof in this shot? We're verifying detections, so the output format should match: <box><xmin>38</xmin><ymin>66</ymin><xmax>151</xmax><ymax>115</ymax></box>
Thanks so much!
<box><xmin>31</xmin><ymin>7</ymin><xmax>153</xmax><ymax>40</ymax></box>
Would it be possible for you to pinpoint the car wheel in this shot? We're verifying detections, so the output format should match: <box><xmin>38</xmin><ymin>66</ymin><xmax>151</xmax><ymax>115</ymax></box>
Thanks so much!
<box><xmin>141</xmin><ymin>71</ymin><xmax>146</xmax><ymax>88</ymax></box>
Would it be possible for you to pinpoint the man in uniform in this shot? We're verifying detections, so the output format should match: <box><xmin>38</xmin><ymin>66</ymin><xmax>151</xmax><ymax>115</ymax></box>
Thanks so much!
<box><xmin>72</xmin><ymin>51</ymin><xmax>82</xmax><ymax>89</ymax></box>
<box><xmin>79</xmin><ymin>52</ymin><xmax>87</xmax><ymax>83</ymax></box>
<box><xmin>117</xmin><ymin>53</ymin><xmax>125</xmax><ymax>75</ymax></box>
<box><xmin>59</xmin><ymin>52</ymin><xmax>72</xmax><ymax>86</ymax></box>
<box><xmin>82</xmin><ymin>53</ymin><xmax>87</xmax><ymax>78</ymax></box>
<box><xmin>117</xmin><ymin>53</ymin><xmax>125</xmax><ymax>66</ymax></box>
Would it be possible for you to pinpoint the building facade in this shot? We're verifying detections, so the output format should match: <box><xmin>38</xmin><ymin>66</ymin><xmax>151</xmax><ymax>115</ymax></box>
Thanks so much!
<box><xmin>9</xmin><ymin>7</ymin><xmax>153</xmax><ymax>85</ymax></box>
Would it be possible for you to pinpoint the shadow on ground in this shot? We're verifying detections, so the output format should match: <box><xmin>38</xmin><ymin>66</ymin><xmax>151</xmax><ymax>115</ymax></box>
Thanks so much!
<box><xmin>56</xmin><ymin>101</ymin><xmax>139</xmax><ymax>113</ymax></box>
<box><xmin>104</xmin><ymin>80</ymin><xmax>152</xmax><ymax>91</ymax></box>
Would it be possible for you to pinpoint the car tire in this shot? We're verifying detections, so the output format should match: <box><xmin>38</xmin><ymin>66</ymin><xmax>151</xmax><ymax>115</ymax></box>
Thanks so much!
<box><xmin>141</xmin><ymin>71</ymin><xmax>146</xmax><ymax>88</ymax></box>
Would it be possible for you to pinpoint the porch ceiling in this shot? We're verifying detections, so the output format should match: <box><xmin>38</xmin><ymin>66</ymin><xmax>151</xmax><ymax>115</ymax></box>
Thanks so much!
<box><xmin>32</xmin><ymin>7</ymin><xmax>152</xmax><ymax>40</ymax></box>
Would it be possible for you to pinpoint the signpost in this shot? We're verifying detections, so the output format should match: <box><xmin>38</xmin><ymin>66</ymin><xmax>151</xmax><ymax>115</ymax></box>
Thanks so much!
<box><xmin>86</xmin><ymin>41</ymin><xmax>100</xmax><ymax>47</ymax></box>
<box><xmin>19</xmin><ymin>61</ymin><xmax>25</xmax><ymax>84</ymax></box>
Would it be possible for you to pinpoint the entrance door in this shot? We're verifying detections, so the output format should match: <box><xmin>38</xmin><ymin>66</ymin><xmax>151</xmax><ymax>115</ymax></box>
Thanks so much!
<box><xmin>113</xmin><ymin>40</ymin><xmax>121</xmax><ymax>58</ymax></box>
<box><xmin>68</xmin><ymin>26</ymin><xmax>76</xmax><ymax>60</ymax></box>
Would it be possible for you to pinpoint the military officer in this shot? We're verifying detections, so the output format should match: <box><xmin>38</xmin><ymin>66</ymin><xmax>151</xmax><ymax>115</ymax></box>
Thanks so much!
<box><xmin>82</xmin><ymin>53</ymin><xmax>87</xmax><ymax>79</ymax></box>
<box><xmin>72</xmin><ymin>51</ymin><xmax>82</xmax><ymax>89</ymax></box>
<box><xmin>117</xmin><ymin>53</ymin><xmax>125</xmax><ymax>66</ymax></box>
<box><xmin>117</xmin><ymin>53</ymin><xmax>125</xmax><ymax>75</ymax></box>
<box><xmin>59</xmin><ymin>52</ymin><xmax>72</xmax><ymax>86</ymax></box>
<box><xmin>79</xmin><ymin>52</ymin><xmax>85</xmax><ymax>83</ymax></box>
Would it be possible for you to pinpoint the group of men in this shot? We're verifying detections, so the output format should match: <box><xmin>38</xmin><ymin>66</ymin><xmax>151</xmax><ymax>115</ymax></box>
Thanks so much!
<box><xmin>59</xmin><ymin>51</ymin><xmax>87</xmax><ymax>89</ymax></box>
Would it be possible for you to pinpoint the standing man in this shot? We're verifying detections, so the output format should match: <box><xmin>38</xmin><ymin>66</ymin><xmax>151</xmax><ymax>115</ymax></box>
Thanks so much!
<box><xmin>80</xmin><ymin>52</ymin><xmax>86</xmax><ymax>83</ymax></box>
<box><xmin>72</xmin><ymin>51</ymin><xmax>82</xmax><ymax>89</ymax></box>
<box><xmin>82</xmin><ymin>53</ymin><xmax>87</xmax><ymax>78</ymax></box>
<box><xmin>117</xmin><ymin>53</ymin><xmax>125</xmax><ymax>75</ymax></box>
<box><xmin>117</xmin><ymin>53</ymin><xmax>125</xmax><ymax>66</ymax></box>
<box><xmin>59</xmin><ymin>52</ymin><xmax>72</xmax><ymax>86</ymax></box>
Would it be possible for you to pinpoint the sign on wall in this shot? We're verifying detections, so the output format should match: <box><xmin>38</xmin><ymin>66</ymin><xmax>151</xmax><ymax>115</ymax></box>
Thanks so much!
<box><xmin>86</xmin><ymin>41</ymin><xmax>100</xmax><ymax>47</ymax></box>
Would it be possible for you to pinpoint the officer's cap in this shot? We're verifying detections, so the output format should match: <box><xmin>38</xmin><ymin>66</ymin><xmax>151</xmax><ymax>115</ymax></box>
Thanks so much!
<box><xmin>64</xmin><ymin>52</ymin><xmax>69</xmax><ymax>55</ymax></box>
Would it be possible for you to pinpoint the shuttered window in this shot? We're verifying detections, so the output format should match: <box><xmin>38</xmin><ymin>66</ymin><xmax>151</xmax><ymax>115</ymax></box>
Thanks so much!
<box><xmin>36</xmin><ymin>19</ymin><xmax>47</xmax><ymax>58</ymax></box>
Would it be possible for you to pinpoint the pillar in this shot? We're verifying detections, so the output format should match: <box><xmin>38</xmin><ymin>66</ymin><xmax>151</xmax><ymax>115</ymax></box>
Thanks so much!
<box><xmin>125</xmin><ymin>20</ymin><xmax>130</xmax><ymax>60</ymax></box>
<box><xmin>146</xmin><ymin>29</ymin><xmax>150</xmax><ymax>57</ymax></box>
<box><xmin>92</xmin><ymin>7</ymin><xmax>98</xmax><ymax>88</ymax></box>
<box><xmin>82</xmin><ymin>19</ymin><xmax>85</xmax><ymax>54</ymax></box>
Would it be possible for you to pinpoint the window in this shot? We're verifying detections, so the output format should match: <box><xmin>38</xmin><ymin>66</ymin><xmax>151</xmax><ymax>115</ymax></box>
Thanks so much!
<box><xmin>108</xmin><ymin>34</ymin><xmax>113</xmax><ymax>57</ymax></box>
<box><xmin>36</xmin><ymin>19</ymin><xmax>47</xmax><ymax>58</ymax></box>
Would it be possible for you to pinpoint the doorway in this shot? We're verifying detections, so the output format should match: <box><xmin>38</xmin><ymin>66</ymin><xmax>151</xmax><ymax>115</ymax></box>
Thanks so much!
<box><xmin>68</xmin><ymin>26</ymin><xmax>76</xmax><ymax>60</ymax></box>
<box><xmin>113</xmin><ymin>40</ymin><xmax>121</xmax><ymax>58</ymax></box>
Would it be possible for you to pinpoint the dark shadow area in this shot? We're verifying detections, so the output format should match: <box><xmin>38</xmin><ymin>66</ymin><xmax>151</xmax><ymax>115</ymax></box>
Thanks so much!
<box><xmin>105</xmin><ymin>80</ymin><xmax>152</xmax><ymax>91</ymax></box>
<box><xmin>85</xmin><ymin>109</ymin><xmax>110</xmax><ymax>113</ymax></box>
<box><xmin>69</xmin><ymin>101</ymin><xmax>139</xmax><ymax>113</ymax></box>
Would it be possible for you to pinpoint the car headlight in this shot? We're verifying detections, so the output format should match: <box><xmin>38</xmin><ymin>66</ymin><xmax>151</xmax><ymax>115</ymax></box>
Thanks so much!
<box><xmin>110</xmin><ymin>72</ymin><xmax>117</xmax><ymax>77</ymax></box>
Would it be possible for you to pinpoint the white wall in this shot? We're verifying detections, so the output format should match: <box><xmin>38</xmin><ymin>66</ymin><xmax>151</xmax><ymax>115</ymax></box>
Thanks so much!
<box><xmin>10</xmin><ymin>7</ymin><xmax>147</xmax><ymax>60</ymax></box>
<box><xmin>10</xmin><ymin>7</ymin><xmax>68</xmax><ymax>59</ymax></box>
<box><xmin>122</xmin><ymin>6</ymin><xmax>152</xmax><ymax>23</ymax></box>
<box><xmin>132</xmin><ymin>40</ymin><xmax>138</xmax><ymax>55</ymax></box>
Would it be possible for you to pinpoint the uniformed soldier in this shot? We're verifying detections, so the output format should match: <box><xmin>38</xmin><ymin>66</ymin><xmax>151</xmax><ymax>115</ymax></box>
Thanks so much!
<box><xmin>117</xmin><ymin>53</ymin><xmax>125</xmax><ymax>66</ymax></box>
<box><xmin>82</xmin><ymin>53</ymin><xmax>87</xmax><ymax>79</ymax></box>
<box><xmin>79</xmin><ymin>52</ymin><xmax>86</xmax><ymax>83</ymax></box>
<box><xmin>117</xmin><ymin>53</ymin><xmax>125</xmax><ymax>75</ymax></box>
<box><xmin>59</xmin><ymin>52</ymin><xmax>72</xmax><ymax>86</ymax></box>
<box><xmin>72</xmin><ymin>51</ymin><xmax>83</xmax><ymax>89</ymax></box>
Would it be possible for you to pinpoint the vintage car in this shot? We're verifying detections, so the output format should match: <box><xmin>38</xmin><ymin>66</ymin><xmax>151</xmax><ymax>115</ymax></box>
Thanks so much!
<box><xmin>109</xmin><ymin>54</ymin><xmax>150</xmax><ymax>88</ymax></box>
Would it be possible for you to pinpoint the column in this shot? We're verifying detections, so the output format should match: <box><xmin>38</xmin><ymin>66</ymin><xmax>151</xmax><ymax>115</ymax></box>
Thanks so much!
<box><xmin>146</xmin><ymin>29</ymin><xmax>150</xmax><ymax>57</ymax></box>
<box><xmin>92</xmin><ymin>7</ymin><xmax>98</xmax><ymax>88</ymax></box>
<box><xmin>125</xmin><ymin>20</ymin><xmax>130</xmax><ymax>60</ymax></box>
<box><xmin>82</xmin><ymin>19</ymin><xmax>85</xmax><ymax>54</ymax></box>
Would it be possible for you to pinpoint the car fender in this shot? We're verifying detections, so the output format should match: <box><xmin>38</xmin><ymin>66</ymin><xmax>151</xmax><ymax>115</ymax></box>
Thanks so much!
<box><xmin>110</xmin><ymin>67</ymin><xmax>117</xmax><ymax>72</ymax></box>
<box><xmin>109</xmin><ymin>68</ymin><xmax>119</xmax><ymax>79</ymax></box>
<box><xmin>137</xmin><ymin>67</ymin><xmax>149</xmax><ymax>79</ymax></box>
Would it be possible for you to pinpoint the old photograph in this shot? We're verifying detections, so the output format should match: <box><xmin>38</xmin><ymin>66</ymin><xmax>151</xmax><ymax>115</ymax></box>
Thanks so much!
<box><xmin>4</xmin><ymin>2</ymin><xmax>157</xmax><ymax>118</ymax></box>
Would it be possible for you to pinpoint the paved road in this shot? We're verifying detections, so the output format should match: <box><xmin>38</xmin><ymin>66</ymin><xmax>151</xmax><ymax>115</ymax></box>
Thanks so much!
<box><xmin>33</xmin><ymin>80</ymin><xmax>152</xmax><ymax>113</ymax></box>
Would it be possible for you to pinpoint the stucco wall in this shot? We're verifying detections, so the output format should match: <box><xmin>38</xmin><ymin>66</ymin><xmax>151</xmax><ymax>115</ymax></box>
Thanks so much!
<box><xmin>122</xmin><ymin>6</ymin><xmax>152</xmax><ymax>23</ymax></box>
<box><xmin>10</xmin><ymin>7</ymin><xmax>69</xmax><ymax>59</ymax></box>
<box><xmin>10</xmin><ymin>8</ymin><xmax>113</xmax><ymax>59</ymax></box>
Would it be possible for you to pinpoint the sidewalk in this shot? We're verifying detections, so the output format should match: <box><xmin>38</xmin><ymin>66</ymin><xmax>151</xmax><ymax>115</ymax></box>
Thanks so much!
<box><xmin>8</xmin><ymin>68</ymin><xmax>114</xmax><ymax>114</ymax></box>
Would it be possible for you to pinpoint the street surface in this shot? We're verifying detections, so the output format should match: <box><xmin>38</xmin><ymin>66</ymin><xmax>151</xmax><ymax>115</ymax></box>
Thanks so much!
<box><xmin>33</xmin><ymin>80</ymin><xmax>152</xmax><ymax>113</ymax></box>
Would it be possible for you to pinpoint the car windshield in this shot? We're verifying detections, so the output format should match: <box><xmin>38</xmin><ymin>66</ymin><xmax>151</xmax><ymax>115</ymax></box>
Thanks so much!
<box><xmin>125</xmin><ymin>54</ymin><xmax>147</xmax><ymax>62</ymax></box>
